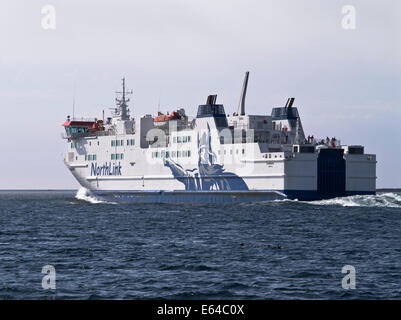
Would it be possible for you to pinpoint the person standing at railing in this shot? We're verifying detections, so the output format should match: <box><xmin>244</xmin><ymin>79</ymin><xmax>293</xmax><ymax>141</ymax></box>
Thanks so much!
<box><xmin>331</xmin><ymin>137</ymin><xmax>336</xmax><ymax>148</ymax></box>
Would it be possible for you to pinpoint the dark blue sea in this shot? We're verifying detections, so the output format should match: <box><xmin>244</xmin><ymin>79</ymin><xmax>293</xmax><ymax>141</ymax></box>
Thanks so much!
<box><xmin>0</xmin><ymin>189</ymin><xmax>401</xmax><ymax>299</ymax></box>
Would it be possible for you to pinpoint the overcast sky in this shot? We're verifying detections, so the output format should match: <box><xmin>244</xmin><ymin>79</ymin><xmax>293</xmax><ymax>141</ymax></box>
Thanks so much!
<box><xmin>0</xmin><ymin>0</ymin><xmax>399</xmax><ymax>189</ymax></box>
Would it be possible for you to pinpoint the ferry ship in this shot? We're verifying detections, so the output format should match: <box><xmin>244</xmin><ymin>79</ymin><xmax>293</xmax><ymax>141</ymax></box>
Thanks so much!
<box><xmin>62</xmin><ymin>73</ymin><xmax>376</xmax><ymax>203</ymax></box>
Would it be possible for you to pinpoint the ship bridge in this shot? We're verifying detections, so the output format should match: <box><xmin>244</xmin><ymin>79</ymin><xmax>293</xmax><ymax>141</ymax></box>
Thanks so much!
<box><xmin>62</xmin><ymin>118</ymin><xmax>105</xmax><ymax>139</ymax></box>
<box><xmin>62</xmin><ymin>120</ymin><xmax>94</xmax><ymax>136</ymax></box>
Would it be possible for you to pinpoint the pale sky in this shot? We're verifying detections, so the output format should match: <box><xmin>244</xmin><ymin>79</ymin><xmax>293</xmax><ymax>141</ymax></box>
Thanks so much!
<box><xmin>0</xmin><ymin>0</ymin><xmax>399</xmax><ymax>189</ymax></box>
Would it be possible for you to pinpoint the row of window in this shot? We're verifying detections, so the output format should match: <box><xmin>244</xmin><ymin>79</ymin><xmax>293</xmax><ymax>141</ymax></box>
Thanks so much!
<box><xmin>85</xmin><ymin>154</ymin><xmax>97</xmax><ymax>161</ymax></box>
<box><xmin>151</xmin><ymin>150</ymin><xmax>191</xmax><ymax>158</ymax></box>
<box><xmin>111</xmin><ymin>140</ymin><xmax>124</xmax><ymax>147</ymax></box>
<box><xmin>173</xmin><ymin>136</ymin><xmax>192</xmax><ymax>143</ymax></box>
<box><xmin>111</xmin><ymin>153</ymin><xmax>124</xmax><ymax>160</ymax></box>
<box><xmin>73</xmin><ymin>139</ymin><xmax>133</xmax><ymax>149</ymax></box>
<box><xmin>72</xmin><ymin>141</ymin><xmax>100</xmax><ymax>148</ymax></box>
<box><xmin>218</xmin><ymin>149</ymin><xmax>245</xmax><ymax>155</ymax></box>
<box><xmin>111</xmin><ymin>139</ymin><xmax>135</xmax><ymax>147</ymax></box>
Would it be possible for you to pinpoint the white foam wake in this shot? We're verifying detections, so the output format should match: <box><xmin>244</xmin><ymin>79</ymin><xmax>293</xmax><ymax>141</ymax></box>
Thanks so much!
<box><xmin>75</xmin><ymin>187</ymin><xmax>109</xmax><ymax>204</ymax></box>
<box><xmin>308</xmin><ymin>192</ymin><xmax>401</xmax><ymax>208</ymax></box>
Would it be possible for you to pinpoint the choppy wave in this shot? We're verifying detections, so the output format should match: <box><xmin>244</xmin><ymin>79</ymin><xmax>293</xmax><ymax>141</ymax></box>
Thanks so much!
<box><xmin>75</xmin><ymin>187</ymin><xmax>113</xmax><ymax>204</ymax></box>
<box><xmin>308</xmin><ymin>192</ymin><xmax>401</xmax><ymax>208</ymax></box>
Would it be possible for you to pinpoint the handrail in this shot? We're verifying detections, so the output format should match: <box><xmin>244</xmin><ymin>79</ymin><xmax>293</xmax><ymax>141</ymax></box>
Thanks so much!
<box><xmin>61</xmin><ymin>130</ymin><xmax>116</xmax><ymax>139</ymax></box>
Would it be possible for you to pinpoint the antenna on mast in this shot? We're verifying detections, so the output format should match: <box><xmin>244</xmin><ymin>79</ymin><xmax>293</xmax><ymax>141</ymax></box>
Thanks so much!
<box><xmin>115</xmin><ymin>77</ymin><xmax>133</xmax><ymax>120</ymax></box>
<box><xmin>157</xmin><ymin>89</ymin><xmax>162</xmax><ymax>114</ymax></box>
<box><xmin>72</xmin><ymin>82</ymin><xmax>76</xmax><ymax>120</ymax></box>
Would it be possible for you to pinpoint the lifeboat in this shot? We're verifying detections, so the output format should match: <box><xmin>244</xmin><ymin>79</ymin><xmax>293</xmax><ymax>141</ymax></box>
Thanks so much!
<box><xmin>154</xmin><ymin>111</ymin><xmax>181</xmax><ymax>126</ymax></box>
<box><xmin>88</xmin><ymin>120</ymin><xmax>105</xmax><ymax>133</ymax></box>
<box><xmin>154</xmin><ymin>112</ymin><xmax>181</xmax><ymax>122</ymax></box>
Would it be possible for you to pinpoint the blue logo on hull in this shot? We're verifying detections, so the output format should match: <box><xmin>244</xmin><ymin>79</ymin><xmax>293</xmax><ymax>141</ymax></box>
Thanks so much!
<box><xmin>91</xmin><ymin>162</ymin><xmax>122</xmax><ymax>176</ymax></box>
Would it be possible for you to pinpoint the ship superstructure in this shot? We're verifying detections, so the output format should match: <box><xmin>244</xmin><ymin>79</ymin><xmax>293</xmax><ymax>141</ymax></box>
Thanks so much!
<box><xmin>62</xmin><ymin>74</ymin><xmax>376</xmax><ymax>203</ymax></box>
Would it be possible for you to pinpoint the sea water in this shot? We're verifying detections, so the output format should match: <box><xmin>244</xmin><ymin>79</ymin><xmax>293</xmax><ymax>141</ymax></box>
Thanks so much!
<box><xmin>0</xmin><ymin>189</ymin><xmax>400</xmax><ymax>299</ymax></box>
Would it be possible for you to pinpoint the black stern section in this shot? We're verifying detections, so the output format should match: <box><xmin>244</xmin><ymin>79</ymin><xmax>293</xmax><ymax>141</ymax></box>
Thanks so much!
<box><xmin>317</xmin><ymin>149</ymin><xmax>346</xmax><ymax>199</ymax></box>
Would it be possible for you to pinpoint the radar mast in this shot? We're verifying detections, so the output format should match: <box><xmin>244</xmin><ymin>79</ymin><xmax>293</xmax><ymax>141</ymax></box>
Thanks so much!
<box><xmin>114</xmin><ymin>77</ymin><xmax>133</xmax><ymax>120</ymax></box>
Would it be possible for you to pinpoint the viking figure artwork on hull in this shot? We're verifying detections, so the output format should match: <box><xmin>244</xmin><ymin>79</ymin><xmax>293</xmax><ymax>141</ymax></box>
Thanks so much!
<box><xmin>163</xmin><ymin>124</ymin><xmax>249</xmax><ymax>191</ymax></box>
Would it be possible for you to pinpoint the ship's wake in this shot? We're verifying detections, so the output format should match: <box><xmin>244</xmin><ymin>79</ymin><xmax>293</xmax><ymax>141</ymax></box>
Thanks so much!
<box><xmin>307</xmin><ymin>192</ymin><xmax>401</xmax><ymax>208</ymax></box>
<box><xmin>75</xmin><ymin>187</ymin><xmax>114</xmax><ymax>204</ymax></box>
<box><xmin>73</xmin><ymin>188</ymin><xmax>401</xmax><ymax>208</ymax></box>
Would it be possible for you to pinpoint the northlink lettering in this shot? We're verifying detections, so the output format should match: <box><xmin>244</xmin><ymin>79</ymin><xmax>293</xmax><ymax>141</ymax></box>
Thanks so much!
<box><xmin>91</xmin><ymin>162</ymin><xmax>122</xmax><ymax>176</ymax></box>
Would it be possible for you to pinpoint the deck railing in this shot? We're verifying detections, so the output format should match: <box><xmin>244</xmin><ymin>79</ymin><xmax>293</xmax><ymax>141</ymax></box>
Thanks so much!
<box><xmin>61</xmin><ymin>129</ymin><xmax>116</xmax><ymax>139</ymax></box>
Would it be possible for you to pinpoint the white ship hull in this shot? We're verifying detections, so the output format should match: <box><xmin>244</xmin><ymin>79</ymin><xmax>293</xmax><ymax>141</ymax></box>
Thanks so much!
<box><xmin>63</xmin><ymin>137</ymin><xmax>376</xmax><ymax>203</ymax></box>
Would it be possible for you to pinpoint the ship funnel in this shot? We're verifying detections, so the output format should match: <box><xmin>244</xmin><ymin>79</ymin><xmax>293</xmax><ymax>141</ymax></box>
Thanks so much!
<box><xmin>285</xmin><ymin>97</ymin><xmax>295</xmax><ymax>109</ymax></box>
<box><xmin>237</xmin><ymin>71</ymin><xmax>249</xmax><ymax>116</ymax></box>
<box><xmin>206</xmin><ymin>94</ymin><xmax>217</xmax><ymax>105</ymax></box>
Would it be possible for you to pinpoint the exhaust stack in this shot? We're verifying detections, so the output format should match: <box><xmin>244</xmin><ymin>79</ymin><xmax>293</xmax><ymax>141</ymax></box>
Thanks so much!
<box><xmin>206</xmin><ymin>94</ymin><xmax>217</xmax><ymax>105</ymax></box>
<box><xmin>237</xmin><ymin>71</ymin><xmax>249</xmax><ymax>116</ymax></box>
<box><xmin>285</xmin><ymin>97</ymin><xmax>295</xmax><ymax>109</ymax></box>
